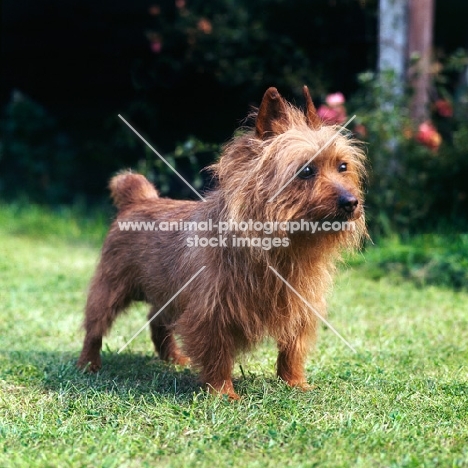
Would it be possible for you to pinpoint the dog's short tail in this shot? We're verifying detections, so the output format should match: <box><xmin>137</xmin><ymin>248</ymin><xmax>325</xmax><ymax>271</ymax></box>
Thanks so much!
<box><xmin>109</xmin><ymin>171</ymin><xmax>159</xmax><ymax>210</ymax></box>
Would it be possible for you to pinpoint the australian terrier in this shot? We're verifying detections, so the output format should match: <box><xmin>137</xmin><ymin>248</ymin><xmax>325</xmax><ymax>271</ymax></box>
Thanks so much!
<box><xmin>78</xmin><ymin>86</ymin><xmax>366</xmax><ymax>399</ymax></box>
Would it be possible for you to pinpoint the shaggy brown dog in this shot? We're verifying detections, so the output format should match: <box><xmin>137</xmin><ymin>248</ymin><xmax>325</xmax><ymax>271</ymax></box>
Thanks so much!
<box><xmin>77</xmin><ymin>86</ymin><xmax>366</xmax><ymax>399</ymax></box>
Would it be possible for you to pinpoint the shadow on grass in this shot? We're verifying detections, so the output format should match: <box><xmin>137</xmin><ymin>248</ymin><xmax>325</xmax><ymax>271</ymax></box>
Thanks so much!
<box><xmin>0</xmin><ymin>348</ymin><xmax>315</xmax><ymax>403</ymax></box>
<box><xmin>3</xmin><ymin>346</ymin><xmax>389</xmax><ymax>402</ymax></box>
<box><xmin>0</xmin><ymin>349</ymin><xmax>207</xmax><ymax>402</ymax></box>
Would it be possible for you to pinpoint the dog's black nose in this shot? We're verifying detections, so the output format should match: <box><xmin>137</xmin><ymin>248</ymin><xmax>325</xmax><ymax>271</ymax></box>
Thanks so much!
<box><xmin>338</xmin><ymin>195</ymin><xmax>358</xmax><ymax>213</ymax></box>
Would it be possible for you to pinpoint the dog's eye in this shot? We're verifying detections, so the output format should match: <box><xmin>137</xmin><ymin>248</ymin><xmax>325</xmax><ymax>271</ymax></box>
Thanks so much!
<box><xmin>338</xmin><ymin>162</ymin><xmax>347</xmax><ymax>173</ymax></box>
<box><xmin>297</xmin><ymin>165</ymin><xmax>316</xmax><ymax>179</ymax></box>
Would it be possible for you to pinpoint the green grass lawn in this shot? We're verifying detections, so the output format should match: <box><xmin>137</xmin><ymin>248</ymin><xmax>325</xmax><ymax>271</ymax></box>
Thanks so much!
<box><xmin>1</xmin><ymin>205</ymin><xmax>468</xmax><ymax>467</ymax></box>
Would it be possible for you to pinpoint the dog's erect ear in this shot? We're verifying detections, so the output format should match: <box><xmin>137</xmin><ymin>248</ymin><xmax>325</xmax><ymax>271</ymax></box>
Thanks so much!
<box><xmin>303</xmin><ymin>85</ymin><xmax>321</xmax><ymax>130</ymax></box>
<box><xmin>255</xmin><ymin>87</ymin><xmax>289</xmax><ymax>139</ymax></box>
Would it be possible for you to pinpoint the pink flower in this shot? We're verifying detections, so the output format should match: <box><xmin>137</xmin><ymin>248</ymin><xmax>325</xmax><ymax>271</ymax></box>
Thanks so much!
<box><xmin>326</xmin><ymin>92</ymin><xmax>345</xmax><ymax>107</ymax></box>
<box><xmin>175</xmin><ymin>0</ymin><xmax>186</xmax><ymax>9</ymax></box>
<box><xmin>317</xmin><ymin>104</ymin><xmax>347</xmax><ymax>125</ymax></box>
<box><xmin>416</xmin><ymin>121</ymin><xmax>442</xmax><ymax>152</ymax></box>
<box><xmin>150</xmin><ymin>41</ymin><xmax>162</xmax><ymax>53</ymax></box>
<box><xmin>434</xmin><ymin>99</ymin><xmax>453</xmax><ymax>118</ymax></box>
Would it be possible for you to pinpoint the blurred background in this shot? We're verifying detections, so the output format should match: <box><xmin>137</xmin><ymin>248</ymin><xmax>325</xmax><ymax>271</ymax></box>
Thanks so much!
<box><xmin>1</xmin><ymin>0</ymin><xmax>468</xmax><ymax>287</ymax></box>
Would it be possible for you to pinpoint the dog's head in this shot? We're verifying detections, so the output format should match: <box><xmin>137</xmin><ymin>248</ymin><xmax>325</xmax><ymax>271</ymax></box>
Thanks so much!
<box><xmin>215</xmin><ymin>87</ymin><xmax>366</xmax><ymax>229</ymax></box>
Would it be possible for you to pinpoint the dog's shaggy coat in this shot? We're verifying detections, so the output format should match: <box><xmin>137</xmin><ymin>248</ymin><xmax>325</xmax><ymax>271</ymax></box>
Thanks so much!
<box><xmin>77</xmin><ymin>87</ymin><xmax>366</xmax><ymax>399</ymax></box>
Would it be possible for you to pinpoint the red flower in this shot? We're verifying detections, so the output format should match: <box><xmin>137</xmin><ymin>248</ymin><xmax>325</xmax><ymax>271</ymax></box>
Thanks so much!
<box><xmin>197</xmin><ymin>18</ymin><xmax>212</xmax><ymax>34</ymax></box>
<box><xmin>416</xmin><ymin>121</ymin><xmax>442</xmax><ymax>152</ymax></box>
<box><xmin>434</xmin><ymin>99</ymin><xmax>453</xmax><ymax>118</ymax></box>
<box><xmin>148</xmin><ymin>5</ymin><xmax>161</xmax><ymax>16</ymax></box>
<box><xmin>317</xmin><ymin>104</ymin><xmax>347</xmax><ymax>125</ymax></box>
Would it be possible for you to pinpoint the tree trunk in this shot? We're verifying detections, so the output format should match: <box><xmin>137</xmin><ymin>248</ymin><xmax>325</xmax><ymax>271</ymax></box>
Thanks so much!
<box><xmin>408</xmin><ymin>0</ymin><xmax>435</xmax><ymax>123</ymax></box>
<box><xmin>378</xmin><ymin>0</ymin><xmax>408</xmax><ymax>94</ymax></box>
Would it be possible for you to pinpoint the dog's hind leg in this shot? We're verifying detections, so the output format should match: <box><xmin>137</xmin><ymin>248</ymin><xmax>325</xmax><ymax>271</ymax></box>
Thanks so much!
<box><xmin>77</xmin><ymin>273</ymin><xmax>131</xmax><ymax>372</ymax></box>
<box><xmin>148</xmin><ymin>307</ymin><xmax>190</xmax><ymax>366</ymax></box>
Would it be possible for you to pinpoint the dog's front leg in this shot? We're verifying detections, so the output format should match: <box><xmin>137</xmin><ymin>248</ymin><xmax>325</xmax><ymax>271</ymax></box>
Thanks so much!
<box><xmin>178</xmin><ymin>312</ymin><xmax>240</xmax><ymax>400</ymax></box>
<box><xmin>276</xmin><ymin>331</ymin><xmax>315</xmax><ymax>390</ymax></box>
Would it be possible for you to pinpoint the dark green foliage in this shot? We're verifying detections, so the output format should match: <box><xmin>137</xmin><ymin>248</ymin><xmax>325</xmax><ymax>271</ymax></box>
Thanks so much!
<box><xmin>350</xmin><ymin>69</ymin><xmax>468</xmax><ymax>235</ymax></box>
<box><xmin>1</xmin><ymin>1</ymin><xmax>467</xmax><ymax>231</ymax></box>
<box><xmin>0</xmin><ymin>92</ymin><xmax>76</xmax><ymax>204</ymax></box>
<box><xmin>349</xmin><ymin>234</ymin><xmax>468</xmax><ymax>291</ymax></box>
<box><xmin>136</xmin><ymin>0</ymin><xmax>325</xmax><ymax>96</ymax></box>
<box><xmin>143</xmin><ymin>137</ymin><xmax>220</xmax><ymax>198</ymax></box>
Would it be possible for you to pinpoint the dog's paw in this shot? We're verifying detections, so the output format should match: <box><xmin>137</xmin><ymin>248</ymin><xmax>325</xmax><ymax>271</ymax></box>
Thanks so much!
<box><xmin>206</xmin><ymin>381</ymin><xmax>240</xmax><ymax>401</ymax></box>
<box><xmin>172</xmin><ymin>354</ymin><xmax>191</xmax><ymax>366</ymax></box>
<box><xmin>77</xmin><ymin>359</ymin><xmax>101</xmax><ymax>373</ymax></box>
<box><xmin>286</xmin><ymin>380</ymin><xmax>316</xmax><ymax>392</ymax></box>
